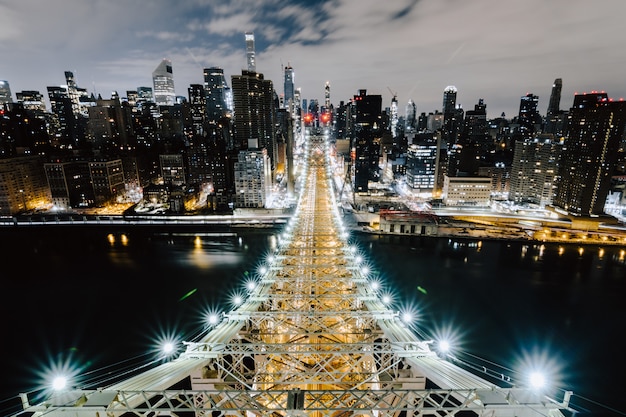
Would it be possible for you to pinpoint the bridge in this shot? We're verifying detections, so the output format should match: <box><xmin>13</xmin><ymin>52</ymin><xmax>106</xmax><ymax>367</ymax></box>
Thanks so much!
<box><xmin>14</xmin><ymin>136</ymin><xmax>575</xmax><ymax>417</ymax></box>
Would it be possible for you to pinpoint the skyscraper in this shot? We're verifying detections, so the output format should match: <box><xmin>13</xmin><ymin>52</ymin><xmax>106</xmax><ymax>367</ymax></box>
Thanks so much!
<box><xmin>152</xmin><ymin>59</ymin><xmax>175</xmax><ymax>106</ymax></box>
<box><xmin>283</xmin><ymin>64</ymin><xmax>295</xmax><ymax>109</ymax></box>
<box><xmin>546</xmin><ymin>78</ymin><xmax>562</xmax><ymax>117</ymax></box>
<box><xmin>518</xmin><ymin>93</ymin><xmax>540</xmax><ymax>137</ymax></box>
<box><xmin>324</xmin><ymin>81</ymin><xmax>331</xmax><ymax>109</ymax></box>
<box><xmin>554</xmin><ymin>91</ymin><xmax>626</xmax><ymax>215</ymax></box>
<box><xmin>509</xmin><ymin>135</ymin><xmax>561</xmax><ymax>207</ymax></box>
<box><xmin>0</xmin><ymin>80</ymin><xmax>12</xmax><ymax>104</ymax></box>
<box><xmin>545</xmin><ymin>78</ymin><xmax>564</xmax><ymax>135</ymax></box>
<box><xmin>245</xmin><ymin>32</ymin><xmax>256</xmax><ymax>72</ymax></box>
<box><xmin>203</xmin><ymin>67</ymin><xmax>229</xmax><ymax>122</ymax></box>
<box><xmin>442</xmin><ymin>85</ymin><xmax>461</xmax><ymax>152</ymax></box>
<box><xmin>352</xmin><ymin>89</ymin><xmax>382</xmax><ymax>193</ymax></box>
<box><xmin>231</xmin><ymin>70</ymin><xmax>276</xmax><ymax>165</ymax></box>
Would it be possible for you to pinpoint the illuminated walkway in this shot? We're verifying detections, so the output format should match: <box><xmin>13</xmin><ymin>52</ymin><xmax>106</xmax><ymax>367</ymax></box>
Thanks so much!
<box><xmin>17</xmin><ymin>136</ymin><xmax>573</xmax><ymax>417</ymax></box>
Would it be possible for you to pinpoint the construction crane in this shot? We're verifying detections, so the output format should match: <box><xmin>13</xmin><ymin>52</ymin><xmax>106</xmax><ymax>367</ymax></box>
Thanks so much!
<box><xmin>387</xmin><ymin>86</ymin><xmax>398</xmax><ymax>101</ymax></box>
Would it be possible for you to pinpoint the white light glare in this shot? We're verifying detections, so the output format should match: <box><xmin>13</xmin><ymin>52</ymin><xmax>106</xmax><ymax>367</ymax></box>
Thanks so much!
<box><xmin>52</xmin><ymin>376</ymin><xmax>67</xmax><ymax>391</ymax></box>
<box><xmin>163</xmin><ymin>342</ymin><xmax>175</xmax><ymax>354</ymax></box>
<box><xmin>402</xmin><ymin>312</ymin><xmax>413</xmax><ymax>323</ymax></box>
<box><xmin>529</xmin><ymin>371</ymin><xmax>546</xmax><ymax>389</ymax></box>
<box><xmin>208</xmin><ymin>314</ymin><xmax>220</xmax><ymax>325</ymax></box>
<box><xmin>438</xmin><ymin>340</ymin><xmax>450</xmax><ymax>353</ymax></box>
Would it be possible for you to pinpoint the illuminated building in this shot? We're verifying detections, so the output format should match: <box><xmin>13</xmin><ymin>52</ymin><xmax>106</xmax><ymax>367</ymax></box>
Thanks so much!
<box><xmin>283</xmin><ymin>64</ymin><xmax>295</xmax><ymax>109</ymax></box>
<box><xmin>44</xmin><ymin>161</ymin><xmax>94</xmax><ymax>209</ymax></box>
<box><xmin>203</xmin><ymin>67</ymin><xmax>230</xmax><ymax>122</ymax></box>
<box><xmin>245</xmin><ymin>32</ymin><xmax>256</xmax><ymax>72</ymax></box>
<box><xmin>188</xmin><ymin>84</ymin><xmax>206</xmax><ymax>137</ymax></box>
<box><xmin>449</xmin><ymin>98</ymin><xmax>489</xmax><ymax>177</ymax></box>
<box><xmin>159</xmin><ymin>153</ymin><xmax>186</xmax><ymax>187</ymax></box>
<box><xmin>15</xmin><ymin>90</ymin><xmax>46</xmax><ymax>114</ymax></box>
<box><xmin>88</xmin><ymin>159</ymin><xmax>125</xmax><ymax>207</ymax></box>
<box><xmin>545</xmin><ymin>78</ymin><xmax>567</xmax><ymax>135</ymax></box>
<box><xmin>442</xmin><ymin>175</ymin><xmax>492</xmax><ymax>207</ymax></box>
<box><xmin>0</xmin><ymin>155</ymin><xmax>51</xmax><ymax>214</ymax></box>
<box><xmin>0</xmin><ymin>80</ymin><xmax>12</xmax><ymax>104</ymax></box>
<box><xmin>231</xmin><ymin>70</ymin><xmax>276</xmax><ymax>166</ymax></box>
<box><xmin>352</xmin><ymin>89</ymin><xmax>382</xmax><ymax>193</ymax></box>
<box><xmin>152</xmin><ymin>59</ymin><xmax>176</xmax><ymax>106</ymax></box>
<box><xmin>553</xmin><ymin>91</ymin><xmax>626</xmax><ymax>215</ymax></box>
<box><xmin>518</xmin><ymin>93</ymin><xmax>541</xmax><ymax>138</ymax></box>
<box><xmin>137</xmin><ymin>86</ymin><xmax>153</xmax><ymax>103</ymax></box>
<box><xmin>509</xmin><ymin>135</ymin><xmax>561</xmax><ymax>206</ymax></box>
<box><xmin>234</xmin><ymin>148</ymin><xmax>271</xmax><ymax>208</ymax></box>
<box><xmin>405</xmin><ymin>139</ymin><xmax>437</xmax><ymax>192</ymax></box>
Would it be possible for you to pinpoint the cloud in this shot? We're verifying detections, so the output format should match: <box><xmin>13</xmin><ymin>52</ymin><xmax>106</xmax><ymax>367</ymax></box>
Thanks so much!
<box><xmin>1</xmin><ymin>0</ymin><xmax>626</xmax><ymax>119</ymax></box>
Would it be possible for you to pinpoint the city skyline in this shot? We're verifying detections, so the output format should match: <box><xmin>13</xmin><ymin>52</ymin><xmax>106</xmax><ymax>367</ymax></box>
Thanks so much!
<box><xmin>1</xmin><ymin>0</ymin><xmax>626</xmax><ymax>119</ymax></box>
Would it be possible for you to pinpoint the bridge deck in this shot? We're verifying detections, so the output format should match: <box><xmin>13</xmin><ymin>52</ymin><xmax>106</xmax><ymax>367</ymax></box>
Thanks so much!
<box><xmin>19</xmin><ymin>136</ymin><xmax>572</xmax><ymax>417</ymax></box>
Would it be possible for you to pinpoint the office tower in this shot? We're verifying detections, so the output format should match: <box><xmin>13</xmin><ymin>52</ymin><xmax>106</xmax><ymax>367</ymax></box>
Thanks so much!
<box><xmin>553</xmin><ymin>92</ymin><xmax>626</xmax><ymax>216</ymax></box>
<box><xmin>160</xmin><ymin>153</ymin><xmax>186</xmax><ymax>187</ymax></box>
<box><xmin>324</xmin><ymin>81</ymin><xmax>331</xmax><ymax>109</ymax></box>
<box><xmin>389</xmin><ymin>94</ymin><xmax>398</xmax><ymax>138</ymax></box>
<box><xmin>231</xmin><ymin>70</ymin><xmax>276</xmax><ymax>166</ymax></box>
<box><xmin>47</xmin><ymin>85</ymin><xmax>75</xmax><ymax>146</ymax></box>
<box><xmin>234</xmin><ymin>148</ymin><xmax>271</xmax><ymax>208</ymax></box>
<box><xmin>518</xmin><ymin>93</ymin><xmax>540</xmax><ymax>137</ymax></box>
<box><xmin>545</xmin><ymin>78</ymin><xmax>564</xmax><ymax>135</ymax></box>
<box><xmin>406</xmin><ymin>136</ymin><xmax>437</xmax><ymax>192</ymax></box>
<box><xmin>245</xmin><ymin>32</ymin><xmax>256</xmax><ymax>72</ymax></box>
<box><xmin>443</xmin><ymin>86</ymin><xmax>457</xmax><ymax>116</ymax></box>
<box><xmin>204</xmin><ymin>67</ymin><xmax>229</xmax><ymax>122</ymax></box>
<box><xmin>441</xmin><ymin>86</ymin><xmax>462</xmax><ymax>158</ymax></box>
<box><xmin>0</xmin><ymin>80</ymin><xmax>12</xmax><ymax>104</ymax></box>
<box><xmin>293</xmin><ymin>87</ymin><xmax>302</xmax><ymax>120</ymax></box>
<box><xmin>450</xmin><ymin>98</ymin><xmax>489</xmax><ymax>176</ymax></box>
<box><xmin>282</xmin><ymin>64</ymin><xmax>295</xmax><ymax>110</ymax></box>
<box><xmin>137</xmin><ymin>86</ymin><xmax>154</xmax><ymax>103</ymax></box>
<box><xmin>87</xmin><ymin>96</ymin><xmax>134</xmax><ymax>150</ymax></box>
<box><xmin>126</xmin><ymin>91</ymin><xmax>139</xmax><ymax>106</ymax></box>
<box><xmin>509</xmin><ymin>135</ymin><xmax>561</xmax><ymax>207</ymax></box>
<box><xmin>405</xmin><ymin>100</ymin><xmax>416</xmax><ymax>134</ymax></box>
<box><xmin>188</xmin><ymin>84</ymin><xmax>207</xmax><ymax>136</ymax></box>
<box><xmin>352</xmin><ymin>89</ymin><xmax>382</xmax><ymax>193</ymax></box>
<box><xmin>546</xmin><ymin>78</ymin><xmax>562</xmax><ymax>117</ymax></box>
<box><xmin>16</xmin><ymin>90</ymin><xmax>46</xmax><ymax>114</ymax></box>
<box><xmin>152</xmin><ymin>59</ymin><xmax>176</xmax><ymax>106</ymax></box>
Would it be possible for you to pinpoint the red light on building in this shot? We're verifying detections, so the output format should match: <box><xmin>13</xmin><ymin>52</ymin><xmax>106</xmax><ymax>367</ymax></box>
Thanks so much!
<box><xmin>320</xmin><ymin>112</ymin><xmax>331</xmax><ymax>124</ymax></box>
<box><xmin>303</xmin><ymin>113</ymin><xmax>314</xmax><ymax>124</ymax></box>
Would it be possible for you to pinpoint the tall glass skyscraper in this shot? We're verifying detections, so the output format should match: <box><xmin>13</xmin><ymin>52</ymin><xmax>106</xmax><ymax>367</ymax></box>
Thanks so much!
<box><xmin>245</xmin><ymin>32</ymin><xmax>256</xmax><ymax>72</ymax></box>
<box><xmin>283</xmin><ymin>64</ymin><xmax>294</xmax><ymax>109</ymax></box>
<box><xmin>152</xmin><ymin>59</ymin><xmax>175</xmax><ymax>106</ymax></box>
<box><xmin>204</xmin><ymin>67</ymin><xmax>229</xmax><ymax>122</ymax></box>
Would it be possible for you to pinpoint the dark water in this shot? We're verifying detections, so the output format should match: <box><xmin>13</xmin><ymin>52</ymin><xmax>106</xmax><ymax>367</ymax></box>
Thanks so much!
<box><xmin>0</xmin><ymin>226</ymin><xmax>624</xmax><ymax>416</ymax></box>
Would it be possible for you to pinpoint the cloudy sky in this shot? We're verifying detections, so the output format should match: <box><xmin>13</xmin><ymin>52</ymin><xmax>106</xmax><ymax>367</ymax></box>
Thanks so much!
<box><xmin>1</xmin><ymin>0</ymin><xmax>625</xmax><ymax>119</ymax></box>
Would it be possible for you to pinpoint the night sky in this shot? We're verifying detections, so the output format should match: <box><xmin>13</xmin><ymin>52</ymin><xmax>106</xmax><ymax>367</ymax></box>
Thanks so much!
<box><xmin>1</xmin><ymin>0</ymin><xmax>626</xmax><ymax>118</ymax></box>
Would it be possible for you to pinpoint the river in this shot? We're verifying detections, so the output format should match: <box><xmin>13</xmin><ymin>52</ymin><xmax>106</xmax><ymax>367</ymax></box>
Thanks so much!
<box><xmin>0</xmin><ymin>226</ymin><xmax>624</xmax><ymax>416</ymax></box>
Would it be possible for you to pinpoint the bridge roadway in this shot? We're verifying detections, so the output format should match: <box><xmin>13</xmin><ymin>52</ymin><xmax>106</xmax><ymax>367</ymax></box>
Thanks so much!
<box><xmin>16</xmin><ymin>136</ymin><xmax>574</xmax><ymax>417</ymax></box>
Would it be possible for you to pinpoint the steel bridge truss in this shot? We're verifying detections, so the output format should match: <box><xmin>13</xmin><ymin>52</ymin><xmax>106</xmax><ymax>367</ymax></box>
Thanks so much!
<box><xmin>20</xmin><ymin>136</ymin><xmax>572</xmax><ymax>417</ymax></box>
